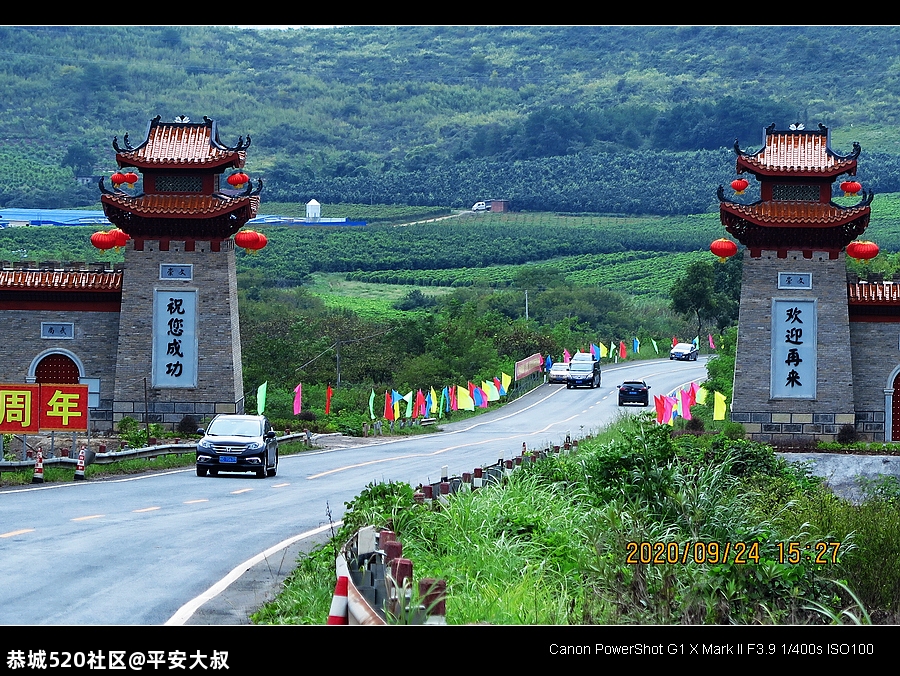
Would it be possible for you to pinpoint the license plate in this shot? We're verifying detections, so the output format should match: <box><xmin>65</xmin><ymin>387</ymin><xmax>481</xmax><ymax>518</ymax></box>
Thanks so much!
<box><xmin>220</xmin><ymin>456</ymin><xmax>237</xmax><ymax>464</ymax></box>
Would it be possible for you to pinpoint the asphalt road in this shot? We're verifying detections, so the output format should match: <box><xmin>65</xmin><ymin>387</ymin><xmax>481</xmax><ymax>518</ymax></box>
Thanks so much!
<box><xmin>0</xmin><ymin>357</ymin><xmax>710</xmax><ymax>626</ymax></box>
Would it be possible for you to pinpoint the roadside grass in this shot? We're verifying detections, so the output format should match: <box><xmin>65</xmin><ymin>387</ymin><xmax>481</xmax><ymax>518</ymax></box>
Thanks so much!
<box><xmin>254</xmin><ymin>413</ymin><xmax>897</xmax><ymax>625</ymax></box>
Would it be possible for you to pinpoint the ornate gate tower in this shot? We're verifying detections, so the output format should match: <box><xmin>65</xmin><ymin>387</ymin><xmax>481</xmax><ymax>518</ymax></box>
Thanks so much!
<box><xmin>718</xmin><ymin>124</ymin><xmax>873</xmax><ymax>441</ymax></box>
<box><xmin>101</xmin><ymin>115</ymin><xmax>260</xmax><ymax>425</ymax></box>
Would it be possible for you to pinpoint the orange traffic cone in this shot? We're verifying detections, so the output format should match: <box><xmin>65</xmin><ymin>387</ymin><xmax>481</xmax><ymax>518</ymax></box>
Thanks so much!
<box><xmin>32</xmin><ymin>449</ymin><xmax>44</xmax><ymax>484</ymax></box>
<box><xmin>74</xmin><ymin>447</ymin><xmax>86</xmax><ymax>481</ymax></box>
<box><xmin>326</xmin><ymin>575</ymin><xmax>349</xmax><ymax>625</ymax></box>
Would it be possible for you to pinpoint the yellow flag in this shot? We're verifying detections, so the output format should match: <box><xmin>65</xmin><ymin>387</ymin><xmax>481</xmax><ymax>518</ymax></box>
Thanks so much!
<box><xmin>501</xmin><ymin>373</ymin><xmax>512</xmax><ymax>393</ymax></box>
<box><xmin>430</xmin><ymin>387</ymin><xmax>439</xmax><ymax>414</ymax></box>
<box><xmin>713</xmin><ymin>391</ymin><xmax>727</xmax><ymax>421</ymax></box>
<box><xmin>457</xmin><ymin>385</ymin><xmax>475</xmax><ymax>411</ymax></box>
<box><xmin>696</xmin><ymin>387</ymin><xmax>708</xmax><ymax>405</ymax></box>
<box><xmin>599</xmin><ymin>342</ymin><xmax>608</xmax><ymax>358</ymax></box>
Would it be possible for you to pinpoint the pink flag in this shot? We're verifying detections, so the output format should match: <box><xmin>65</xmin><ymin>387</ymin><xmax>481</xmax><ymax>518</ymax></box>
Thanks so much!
<box><xmin>662</xmin><ymin>396</ymin><xmax>675</xmax><ymax>424</ymax></box>
<box><xmin>679</xmin><ymin>389</ymin><xmax>693</xmax><ymax>421</ymax></box>
<box><xmin>563</xmin><ymin>349</ymin><xmax>572</xmax><ymax>363</ymax></box>
<box><xmin>293</xmin><ymin>383</ymin><xmax>302</xmax><ymax>415</ymax></box>
<box><xmin>709</xmin><ymin>333</ymin><xmax>716</xmax><ymax>349</ymax></box>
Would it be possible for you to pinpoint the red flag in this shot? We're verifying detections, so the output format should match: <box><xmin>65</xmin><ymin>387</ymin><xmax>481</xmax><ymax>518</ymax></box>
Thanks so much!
<box><xmin>619</xmin><ymin>341</ymin><xmax>626</xmax><ymax>359</ymax></box>
<box><xmin>384</xmin><ymin>390</ymin><xmax>394</xmax><ymax>420</ymax></box>
<box><xmin>325</xmin><ymin>385</ymin><xmax>333</xmax><ymax>415</ymax></box>
<box><xmin>654</xmin><ymin>395</ymin><xmax>665</xmax><ymax>424</ymax></box>
<box><xmin>415</xmin><ymin>389</ymin><xmax>426</xmax><ymax>417</ymax></box>
<box><xmin>672</xmin><ymin>336</ymin><xmax>678</xmax><ymax>347</ymax></box>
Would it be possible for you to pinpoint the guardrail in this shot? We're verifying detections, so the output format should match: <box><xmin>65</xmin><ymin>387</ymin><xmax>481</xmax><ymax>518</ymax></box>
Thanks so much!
<box><xmin>0</xmin><ymin>432</ymin><xmax>313</xmax><ymax>476</ymax></box>
<box><xmin>334</xmin><ymin>434</ymin><xmax>584</xmax><ymax>624</ymax></box>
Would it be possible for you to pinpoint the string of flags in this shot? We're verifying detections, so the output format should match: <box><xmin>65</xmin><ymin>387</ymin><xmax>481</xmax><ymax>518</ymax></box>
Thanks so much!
<box><xmin>653</xmin><ymin>382</ymin><xmax>730</xmax><ymax>424</ymax></box>
<box><xmin>262</xmin><ymin>331</ymin><xmax>723</xmax><ymax>419</ymax></box>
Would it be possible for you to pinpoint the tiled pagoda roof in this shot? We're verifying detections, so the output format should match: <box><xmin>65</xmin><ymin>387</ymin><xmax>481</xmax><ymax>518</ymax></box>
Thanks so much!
<box><xmin>848</xmin><ymin>282</ymin><xmax>900</xmax><ymax>304</ymax></box>
<box><xmin>720</xmin><ymin>200</ymin><xmax>871</xmax><ymax>228</ymax></box>
<box><xmin>0</xmin><ymin>269</ymin><xmax>122</xmax><ymax>292</ymax></box>
<box><xmin>114</xmin><ymin>116</ymin><xmax>247</xmax><ymax>170</ymax></box>
<box><xmin>735</xmin><ymin>126</ymin><xmax>858</xmax><ymax>178</ymax></box>
<box><xmin>100</xmin><ymin>193</ymin><xmax>259</xmax><ymax>220</ymax></box>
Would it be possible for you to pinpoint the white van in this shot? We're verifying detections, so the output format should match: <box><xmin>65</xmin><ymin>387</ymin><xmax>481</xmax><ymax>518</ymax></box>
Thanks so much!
<box><xmin>472</xmin><ymin>201</ymin><xmax>488</xmax><ymax>212</ymax></box>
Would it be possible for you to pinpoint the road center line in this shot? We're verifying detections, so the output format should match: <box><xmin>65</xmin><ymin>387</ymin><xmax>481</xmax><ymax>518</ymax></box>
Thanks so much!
<box><xmin>1</xmin><ymin>529</ymin><xmax>34</xmax><ymax>538</ymax></box>
<box><xmin>133</xmin><ymin>506</ymin><xmax>160</xmax><ymax>513</ymax></box>
<box><xmin>72</xmin><ymin>515</ymin><xmax>104</xmax><ymax>521</ymax></box>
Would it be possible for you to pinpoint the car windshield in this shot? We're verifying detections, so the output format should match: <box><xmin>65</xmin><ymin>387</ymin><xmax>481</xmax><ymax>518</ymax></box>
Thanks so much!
<box><xmin>570</xmin><ymin>362</ymin><xmax>593</xmax><ymax>372</ymax></box>
<box><xmin>207</xmin><ymin>417</ymin><xmax>262</xmax><ymax>437</ymax></box>
<box><xmin>675</xmin><ymin>344</ymin><xmax>693</xmax><ymax>350</ymax></box>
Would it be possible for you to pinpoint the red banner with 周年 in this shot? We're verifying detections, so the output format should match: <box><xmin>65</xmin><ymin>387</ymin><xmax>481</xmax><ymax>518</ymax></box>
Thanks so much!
<box><xmin>0</xmin><ymin>383</ymin><xmax>89</xmax><ymax>432</ymax></box>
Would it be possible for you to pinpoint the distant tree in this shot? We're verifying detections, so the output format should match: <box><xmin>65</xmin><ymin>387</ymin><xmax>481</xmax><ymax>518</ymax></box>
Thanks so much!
<box><xmin>61</xmin><ymin>143</ymin><xmax>97</xmax><ymax>177</ymax></box>
<box><xmin>671</xmin><ymin>258</ymin><xmax>742</xmax><ymax>336</ymax></box>
<box><xmin>670</xmin><ymin>260</ymin><xmax>717</xmax><ymax>338</ymax></box>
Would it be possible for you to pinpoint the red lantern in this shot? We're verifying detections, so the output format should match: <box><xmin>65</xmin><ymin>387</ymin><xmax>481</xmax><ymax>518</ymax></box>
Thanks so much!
<box><xmin>710</xmin><ymin>238</ymin><xmax>738</xmax><ymax>263</ymax></box>
<box><xmin>111</xmin><ymin>172</ymin><xmax>126</xmax><ymax>188</ymax></box>
<box><xmin>123</xmin><ymin>171</ymin><xmax>139</xmax><ymax>188</ymax></box>
<box><xmin>109</xmin><ymin>228</ymin><xmax>129</xmax><ymax>248</ymax></box>
<box><xmin>227</xmin><ymin>172</ymin><xmax>249</xmax><ymax>189</ymax></box>
<box><xmin>90</xmin><ymin>231</ymin><xmax>116</xmax><ymax>250</ymax></box>
<box><xmin>840</xmin><ymin>180</ymin><xmax>862</xmax><ymax>197</ymax></box>
<box><xmin>846</xmin><ymin>240</ymin><xmax>879</xmax><ymax>264</ymax></box>
<box><xmin>731</xmin><ymin>178</ymin><xmax>749</xmax><ymax>195</ymax></box>
<box><xmin>234</xmin><ymin>229</ymin><xmax>266</xmax><ymax>253</ymax></box>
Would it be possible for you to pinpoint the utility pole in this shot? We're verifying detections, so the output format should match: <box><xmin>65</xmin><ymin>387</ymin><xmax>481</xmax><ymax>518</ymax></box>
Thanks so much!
<box><xmin>335</xmin><ymin>340</ymin><xmax>341</xmax><ymax>388</ymax></box>
<box><xmin>525</xmin><ymin>289</ymin><xmax>529</xmax><ymax>321</ymax></box>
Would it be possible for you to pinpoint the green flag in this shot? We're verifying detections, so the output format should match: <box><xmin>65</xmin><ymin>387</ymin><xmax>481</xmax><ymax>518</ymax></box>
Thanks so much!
<box><xmin>368</xmin><ymin>389</ymin><xmax>376</xmax><ymax>420</ymax></box>
<box><xmin>651</xmin><ymin>338</ymin><xmax>659</xmax><ymax>355</ymax></box>
<box><xmin>256</xmin><ymin>381</ymin><xmax>268</xmax><ymax>415</ymax></box>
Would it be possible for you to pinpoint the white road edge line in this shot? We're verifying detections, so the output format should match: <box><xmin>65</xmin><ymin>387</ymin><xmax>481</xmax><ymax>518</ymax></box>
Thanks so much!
<box><xmin>164</xmin><ymin>521</ymin><xmax>342</xmax><ymax>626</ymax></box>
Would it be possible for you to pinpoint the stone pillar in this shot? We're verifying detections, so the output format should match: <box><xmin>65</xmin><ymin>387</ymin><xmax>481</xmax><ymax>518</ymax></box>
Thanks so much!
<box><xmin>112</xmin><ymin>238</ymin><xmax>243</xmax><ymax>428</ymax></box>
<box><xmin>731</xmin><ymin>250</ymin><xmax>855</xmax><ymax>442</ymax></box>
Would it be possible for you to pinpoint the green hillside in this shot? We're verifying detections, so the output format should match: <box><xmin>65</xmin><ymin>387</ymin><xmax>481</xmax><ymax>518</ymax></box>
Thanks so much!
<box><xmin>3</xmin><ymin>26</ymin><xmax>900</xmax><ymax>212</ymax></box>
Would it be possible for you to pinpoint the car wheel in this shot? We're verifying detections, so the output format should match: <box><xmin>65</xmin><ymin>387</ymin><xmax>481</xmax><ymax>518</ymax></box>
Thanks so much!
<box><xmin>209</xmin><ymin>469</ymin><xmax>218</xmax><ymax>477</ymax></box>
<box><xmin>256</xmin><ymin>461</ymin><xmax>266</xmax><ymax>479</ymax></box>
<box><xmin>196</xmin><ymin>466</ymin><xmax>207</xmax><ymax>477</ymax></box>
<box><xmin>618</xmin><ymin>399</ymin><xmax>624</xmax><ymax>406</ymax></box>
<box><xmin>267</xmin><ymin>451</ymin><xmax>278</xmax><ymax>477</ymax></box>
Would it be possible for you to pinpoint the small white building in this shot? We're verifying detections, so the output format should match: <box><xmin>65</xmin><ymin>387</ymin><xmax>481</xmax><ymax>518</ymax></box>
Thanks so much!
<box><xmin>306</xmin><ymin>199</ymin><xmax>321</xmax><ymax>222</ymax></box>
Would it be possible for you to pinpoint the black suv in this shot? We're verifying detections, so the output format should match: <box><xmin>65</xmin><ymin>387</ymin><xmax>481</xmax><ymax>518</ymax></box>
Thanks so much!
<box><xmin>566</xmin><ymin>359</ymin><xmax>601</xmax><ymax>388</ymax></box>
<box><xmin>196</xmin><ymin>414</ymin><xmax>278</xmax><ymax>478</ymax></box>
<box><xmin>618</xmin><ymin>380</ymin><xmax>651</xmax><ymax>406</ymax></box>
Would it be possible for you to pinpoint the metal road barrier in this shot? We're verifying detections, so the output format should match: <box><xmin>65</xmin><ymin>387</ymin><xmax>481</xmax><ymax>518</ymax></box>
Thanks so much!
<box><xmin>333</xmin><ymin>435</ymin><xmax>585</xmax><ymax>625</ymax></box>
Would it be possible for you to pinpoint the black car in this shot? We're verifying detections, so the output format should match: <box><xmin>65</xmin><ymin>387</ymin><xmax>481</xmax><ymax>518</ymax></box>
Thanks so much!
<box><xmin>566</xmin><ymin>359</ymin><xmax>601</xmax><ymax>388</ymax></box>
<box><xmin>618</xmin><ymin>380</ymin><xmax>651</xmax><ymax>406</ymax></box>
<box><xmin>196</xmin><ymin>414</ymin><xmax>278</xmax><ymax>478</ymax></box>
